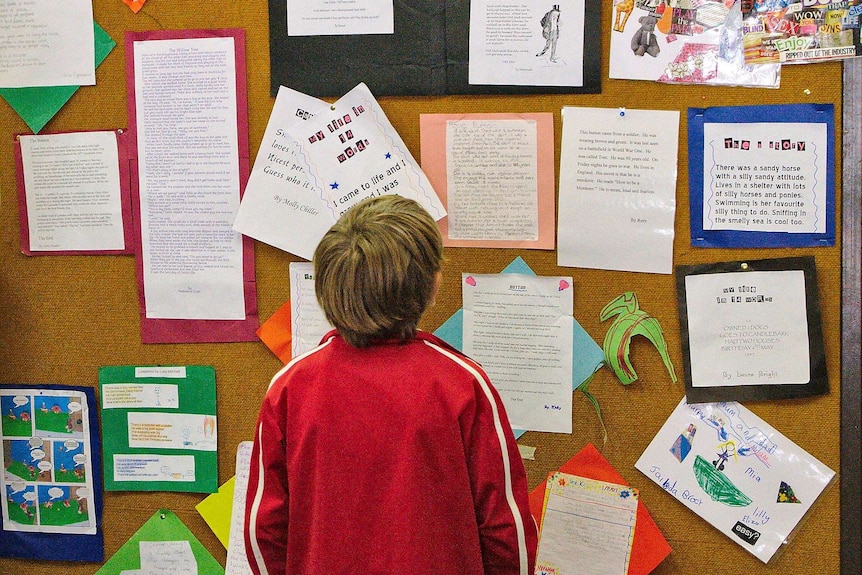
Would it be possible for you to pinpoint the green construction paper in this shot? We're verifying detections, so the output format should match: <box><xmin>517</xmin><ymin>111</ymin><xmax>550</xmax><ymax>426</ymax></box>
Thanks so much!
<box><xmin>600</xmin><ymin>292</ymin><xmax>677</xmax><ymax>386</ymax></box>
<box><xmin>99</xmin><ymin>365</ymin><xmax>219</xmax><ymax>494</ymax></box>
<box><xmin>0</xmin><ymin>21</ymin><xmax>115</xmax><ymax>134</ymax></box>
<box><xmin>93</xmin><ymin>509</ymin><xmax>225</xmax><ymax>575</ymax></box>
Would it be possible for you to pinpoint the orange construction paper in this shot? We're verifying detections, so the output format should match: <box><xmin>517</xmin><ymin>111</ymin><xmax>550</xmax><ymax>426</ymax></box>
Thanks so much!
<box><xmin>530</xmin><ymin>443</ymin><xmax>671</xmax><ymax>575</ymax></box>
<box><xmin>122</xmin><ymin>0</ymin><xmax>147</xmax><ymax>13</ymax></box>
<box><xmin>256</xmin><ymin>299</ymin><xmax>293</xmax><ymax>363</ymax></box>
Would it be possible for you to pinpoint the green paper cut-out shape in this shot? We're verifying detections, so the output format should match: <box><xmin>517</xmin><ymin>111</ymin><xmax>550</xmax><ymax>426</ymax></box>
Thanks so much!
<box><xmin>93</xmin><ymin>509</ymin><xmax>225</xmax><ymax>575</ymax></box>
<box><xmin>600</xmin><ymin>292</ymin><xmax>677</xmax><ymax>385</ymax></box>
<box><xmin>693</xmin><ymin>454</ymin><xmax>753</xmax><ymax>507</ymax></box>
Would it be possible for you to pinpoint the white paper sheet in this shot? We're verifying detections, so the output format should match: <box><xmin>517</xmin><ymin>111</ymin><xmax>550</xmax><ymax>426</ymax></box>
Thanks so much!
<box><xmin>0</xmin><ymin>389</ymin><xmax>98</xmax><ymax>535</ymax></box>
<box><xmin>684</xmin><ymin>269</ymin><xmax>810</xmax><ymax>387</ymax></box>
<box><xmin>285</xmin><ymin>83</ymin><xmax>446</xmax><ymax>223</ymax></box>
<box><xmin>126</xmin><ymin>412</ymin><xmax>217</xmax><ymax>451</ymax></box>
<box><xmin>462</xmin><ymin>272</ymin><xmax>574</xmax><ymax>433</ymax></box>
<box><xmin>286</xmin><ymin>0</ymin><xmax>394</xmax><ymax>36</ymax></box>
<box><xmin>635</xmin><ymin>398</ymin><xmax>835</xmax><ymax>563</ymax></box>
<box><xmin>445</xmin><ymin>119</ymin><xmax>539</xmax><ymax>241</ymax></box>
<box><xmin>701</xmin><ymin>122</ymin><xmax>828</xmax><ymax>234</ymax></box>
<box><xmin>0</xmin><ymin>0</ymin><xmax>95</xmax><ymax>88</ymax></box>
<box><xmin>232</xmin><ymin>86</ymin><xmax>333</xmax><ymax>260</ymax></box>
<box><xmin>20</xmin><ymin>131</ymin><xmax>125</xmax><ymax>252</ymax></box>
<box><xmin>289</xmin><ymin>262</ymin><xmax>333</xmax><ymax>357</ymax></box>
<box><xmin>133</xmin><ymin>36</ymin><xmax>245</xmax><ymax>319</ymax></box>
<box><xmin>468</xmin><ymin>0</ymin><xmax>585</xmax><ymax>87</ymax></box>
<box><xmin>112</xmin><ymin>454</ymin><xmax>195</xmax><ymax>483</ymax></box>
<box><xmin>536</xmin><ymin>473</ymin><xmax>638</xmax><ymax>575</ymax></box>
<box><xmin>225</xmin><ymin>441</ymin><xmax>254</xmax><ymax>575</ymax></box>
<box><xmin>139</xmin><ymin>540</ymin><xmax>197</xmax><ymax>575</ymax></box>
<box><xmin>557</xmin><ymin>107</ymin><xmax>679</xmax><ymax>274</ymax></box>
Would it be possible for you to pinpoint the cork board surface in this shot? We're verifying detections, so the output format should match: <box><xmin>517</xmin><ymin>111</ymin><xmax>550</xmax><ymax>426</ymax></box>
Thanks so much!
<box><xmin>0</xmin><ymin>1</ymin><xmax>844</xmax><ymax>574</ymax></box>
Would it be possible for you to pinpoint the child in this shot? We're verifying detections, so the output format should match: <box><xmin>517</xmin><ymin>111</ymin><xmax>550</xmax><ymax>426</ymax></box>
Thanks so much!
<box><xmin>244</xmin><ymin>195</ymin><xmax>537</xmax><ymax>575</ymax></box>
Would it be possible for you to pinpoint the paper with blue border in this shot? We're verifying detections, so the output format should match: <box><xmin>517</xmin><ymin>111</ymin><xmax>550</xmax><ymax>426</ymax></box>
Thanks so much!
<box><xmin>434</xmin><ymin>256</ymin><xmax>604</xmax><ymax>438</ymax></box>
<box><xmin>688</xmin><ymin>103</ymin><xmax>835</xmax><ymax>248</ymax></box>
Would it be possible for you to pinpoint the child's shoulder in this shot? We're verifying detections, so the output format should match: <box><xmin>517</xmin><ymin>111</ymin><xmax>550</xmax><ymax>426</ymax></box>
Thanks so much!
<box><xmin>414</xmin><ymin>332</ymin><xmax>487</xmax><ymax>376</ymax></box>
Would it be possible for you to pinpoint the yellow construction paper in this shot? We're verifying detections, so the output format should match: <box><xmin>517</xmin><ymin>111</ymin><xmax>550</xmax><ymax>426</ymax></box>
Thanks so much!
<box><xmin>195</xmin><ymin>476</ymin><xmax>236</xmax><ymax>549</ymax></box>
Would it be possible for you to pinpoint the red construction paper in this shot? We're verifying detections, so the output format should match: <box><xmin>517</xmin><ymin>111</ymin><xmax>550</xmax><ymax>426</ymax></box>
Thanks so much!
<box><xmin>125</xmin><ymin>29</ymin><xmax>258</xmax><ymax>343</ymax></box>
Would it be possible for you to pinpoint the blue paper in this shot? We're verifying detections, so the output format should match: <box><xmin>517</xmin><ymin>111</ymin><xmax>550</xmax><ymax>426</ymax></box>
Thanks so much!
<box><xmin>434</xmin><ymin>257</ymin><xmax>604</xmax><ymax>438</ymax></box>
<box><xmin>688</xmin><ymin>103</ymin><xmax>835</xmax><ymax>248</ymax></box>
<box><xmin>0</xmin><ymin>384</ymin><xmax>104</xmax><ymax>562</ymax></box>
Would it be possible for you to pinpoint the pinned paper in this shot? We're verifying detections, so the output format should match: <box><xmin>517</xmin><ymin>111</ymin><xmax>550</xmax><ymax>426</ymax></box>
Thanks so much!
<box><xmin>434</xmin><ymin>257</ymin><xmax>605</xmax><ymax>438</ymax></box>
<box><xmin>195</xmin><ymin>477</ymin><xmax>236</xmax><ymax>548</ymax></box>
<box><xmin>0</xmin><ymin>22</ymin><xmax>115</xmax><ymax>134</ymax></box>
<box><xmin>600</xmin><ymin>292</ymin><xmax>677</xmax><ymax>385</ymax></box>
<box><xmin>529</xmin><ymin>443</ymin><xmax>671</xmax><ymax>575</ymax></box>
<box><xmin>93</xmin><ymin>509</ymin><xmax>224</xmax><ymax>575</ymax></box>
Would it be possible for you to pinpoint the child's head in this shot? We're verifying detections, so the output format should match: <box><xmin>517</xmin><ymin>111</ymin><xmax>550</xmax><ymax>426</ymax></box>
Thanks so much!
<box><xmin>314</xmin><ymin>195</ymin><xmax>444</xmax><ymax>348</ymax></box>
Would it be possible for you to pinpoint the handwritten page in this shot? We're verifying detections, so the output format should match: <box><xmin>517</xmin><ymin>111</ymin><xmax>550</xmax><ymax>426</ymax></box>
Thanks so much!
<box><xmin>139</xmin><ymin>540</ymin><xmax>197</xmax><ymax>575</ymax></box>
<box><xmin>19</xmin><ymin>131</ymin><xmax>125</xmax><ymax>252</ymax></box>
<box><xmin>557</xmin><ymin>107</ymin><xmax>679</xmax><ymax>274</ymax></box>
<box><xmin>232</xmin><ymin>86</ymin><xmax>333</xmax><ymax>260</ymax></box>
<box><xmin>0</xmin><ymin>0</ymin><xmax>94</xmax><ymax>88</ymax></box>
<box><xmin>286</xmin><ymin>0</ymin><xmax>393</xmax><ymax>36</ymax></box>
<box><xmin>289</xmin><ymin>262</ymin><xmax>332</xmax><ymax>357</ymax></box>
<box><xmin>635</xmin><ymin>398</ymin><xmax>835</xmax><ymax>563</ymax></box>
<box><xmin>536</xmin><ymin>473</ymin><xmax>638</xmax><ymax>575</ymax></box>
<box><xmin>285</xmin><ymin>82</ymin><xmax>445</xmax><ymax>223</ymax></box>
<box><xmin>447</xmin><ymin>119</ymin><xmax>538</xmax><ymax>240</ymax></box>
<box><xmin>701</xmin><ymin>122</ymin><xmax>828</xmax><ymax>235</ymax></box>
<box><xmin>225</xmin><ymin>441</ymin><xmax>254</xmax><ymax>575</ymax></box>
<box><xmin>462</xmin><ymin>272</ymin><xmax>574</xmax><ymax>433</ymax></box>
<box><xmin>420</xmin><ymin>113</ymin><xmax>556</xmax><ymax>249</ymax></box>
<box><xmin>133</xmin><ymin>35</ymin><xmax>245</xmax><ymax>320</ymax></box>
<box><xmin>468</xmin><ymin>0</ymin><xmax>585</xmax><ymax>87</ymax></box>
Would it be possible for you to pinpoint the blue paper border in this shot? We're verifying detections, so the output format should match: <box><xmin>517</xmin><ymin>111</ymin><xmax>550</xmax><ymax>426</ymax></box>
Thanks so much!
<box><xmin>688</xmin><ymin>103</ymin><xmax>836</xmax><ymax>248</ymax></box>
<box><xmin>0</xmin><ymin>384</ymin><xmax>104</xmax><ymax>562</ymax></box>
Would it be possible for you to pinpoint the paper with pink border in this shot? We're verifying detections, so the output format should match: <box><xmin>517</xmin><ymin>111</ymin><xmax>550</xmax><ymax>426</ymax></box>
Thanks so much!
<box><xmin>14</xmin><ymin>129</ymin><xmax>135</xmax><ymax>256</ymax></box>
<box><xmin>420</xmin><ymin>113</ymin><xmax>556</xmax><ymax>249</ymax></box>
<box><xmin>125</xmin><ymin>29</ymin><xmax>258</xmax><ymax>344</ymax></box>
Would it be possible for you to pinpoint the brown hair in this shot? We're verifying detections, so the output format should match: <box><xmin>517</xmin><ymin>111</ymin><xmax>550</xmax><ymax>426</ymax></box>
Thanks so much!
<box><xmin>313</xmin><ymin>195</ymin><xmax>443</xmax><ymax>348</ymax></box>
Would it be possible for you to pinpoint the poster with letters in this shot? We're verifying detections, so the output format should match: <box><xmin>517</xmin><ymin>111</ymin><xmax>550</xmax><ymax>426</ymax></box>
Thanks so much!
<box><xmin>675</xmin><ymin>256</ymin><xmax>827</xmax><ymax>403</ymax></box>
<box><xmin>688</xmin><ymin>103</ymin><xmax>835</xmax><ymax>248</ymax></box>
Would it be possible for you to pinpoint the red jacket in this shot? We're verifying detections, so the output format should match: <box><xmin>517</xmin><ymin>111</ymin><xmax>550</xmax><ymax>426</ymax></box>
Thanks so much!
<box><xmin>244</xmin><ymin>330</ymin><xmax>538</xmax><ymax>575</ymax></box>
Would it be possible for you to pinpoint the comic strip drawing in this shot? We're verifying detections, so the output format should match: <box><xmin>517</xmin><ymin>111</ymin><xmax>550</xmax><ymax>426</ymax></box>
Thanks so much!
<box><xmin>2</xmin><ymin>395</ymin><xmax>32</xmax><ymax>437</ymax></box>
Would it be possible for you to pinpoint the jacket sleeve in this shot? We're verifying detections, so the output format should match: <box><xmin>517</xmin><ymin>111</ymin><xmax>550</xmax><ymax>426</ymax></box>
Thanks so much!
<box><xmin>463</xmin><ymin>368</ymin><xmax>539</xmax><ymax>575</ymax></box>
<box><xmin>244</xmin><ymin>382</ymin><xmax>289</xmax><ymax>575</ymax></box>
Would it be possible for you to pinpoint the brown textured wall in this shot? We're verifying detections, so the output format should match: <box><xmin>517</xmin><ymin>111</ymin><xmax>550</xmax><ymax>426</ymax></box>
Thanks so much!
<box><xmin>0</xmin><ymin>1</ymin><xmax>843</xmax><ymax>574</ymax></box>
